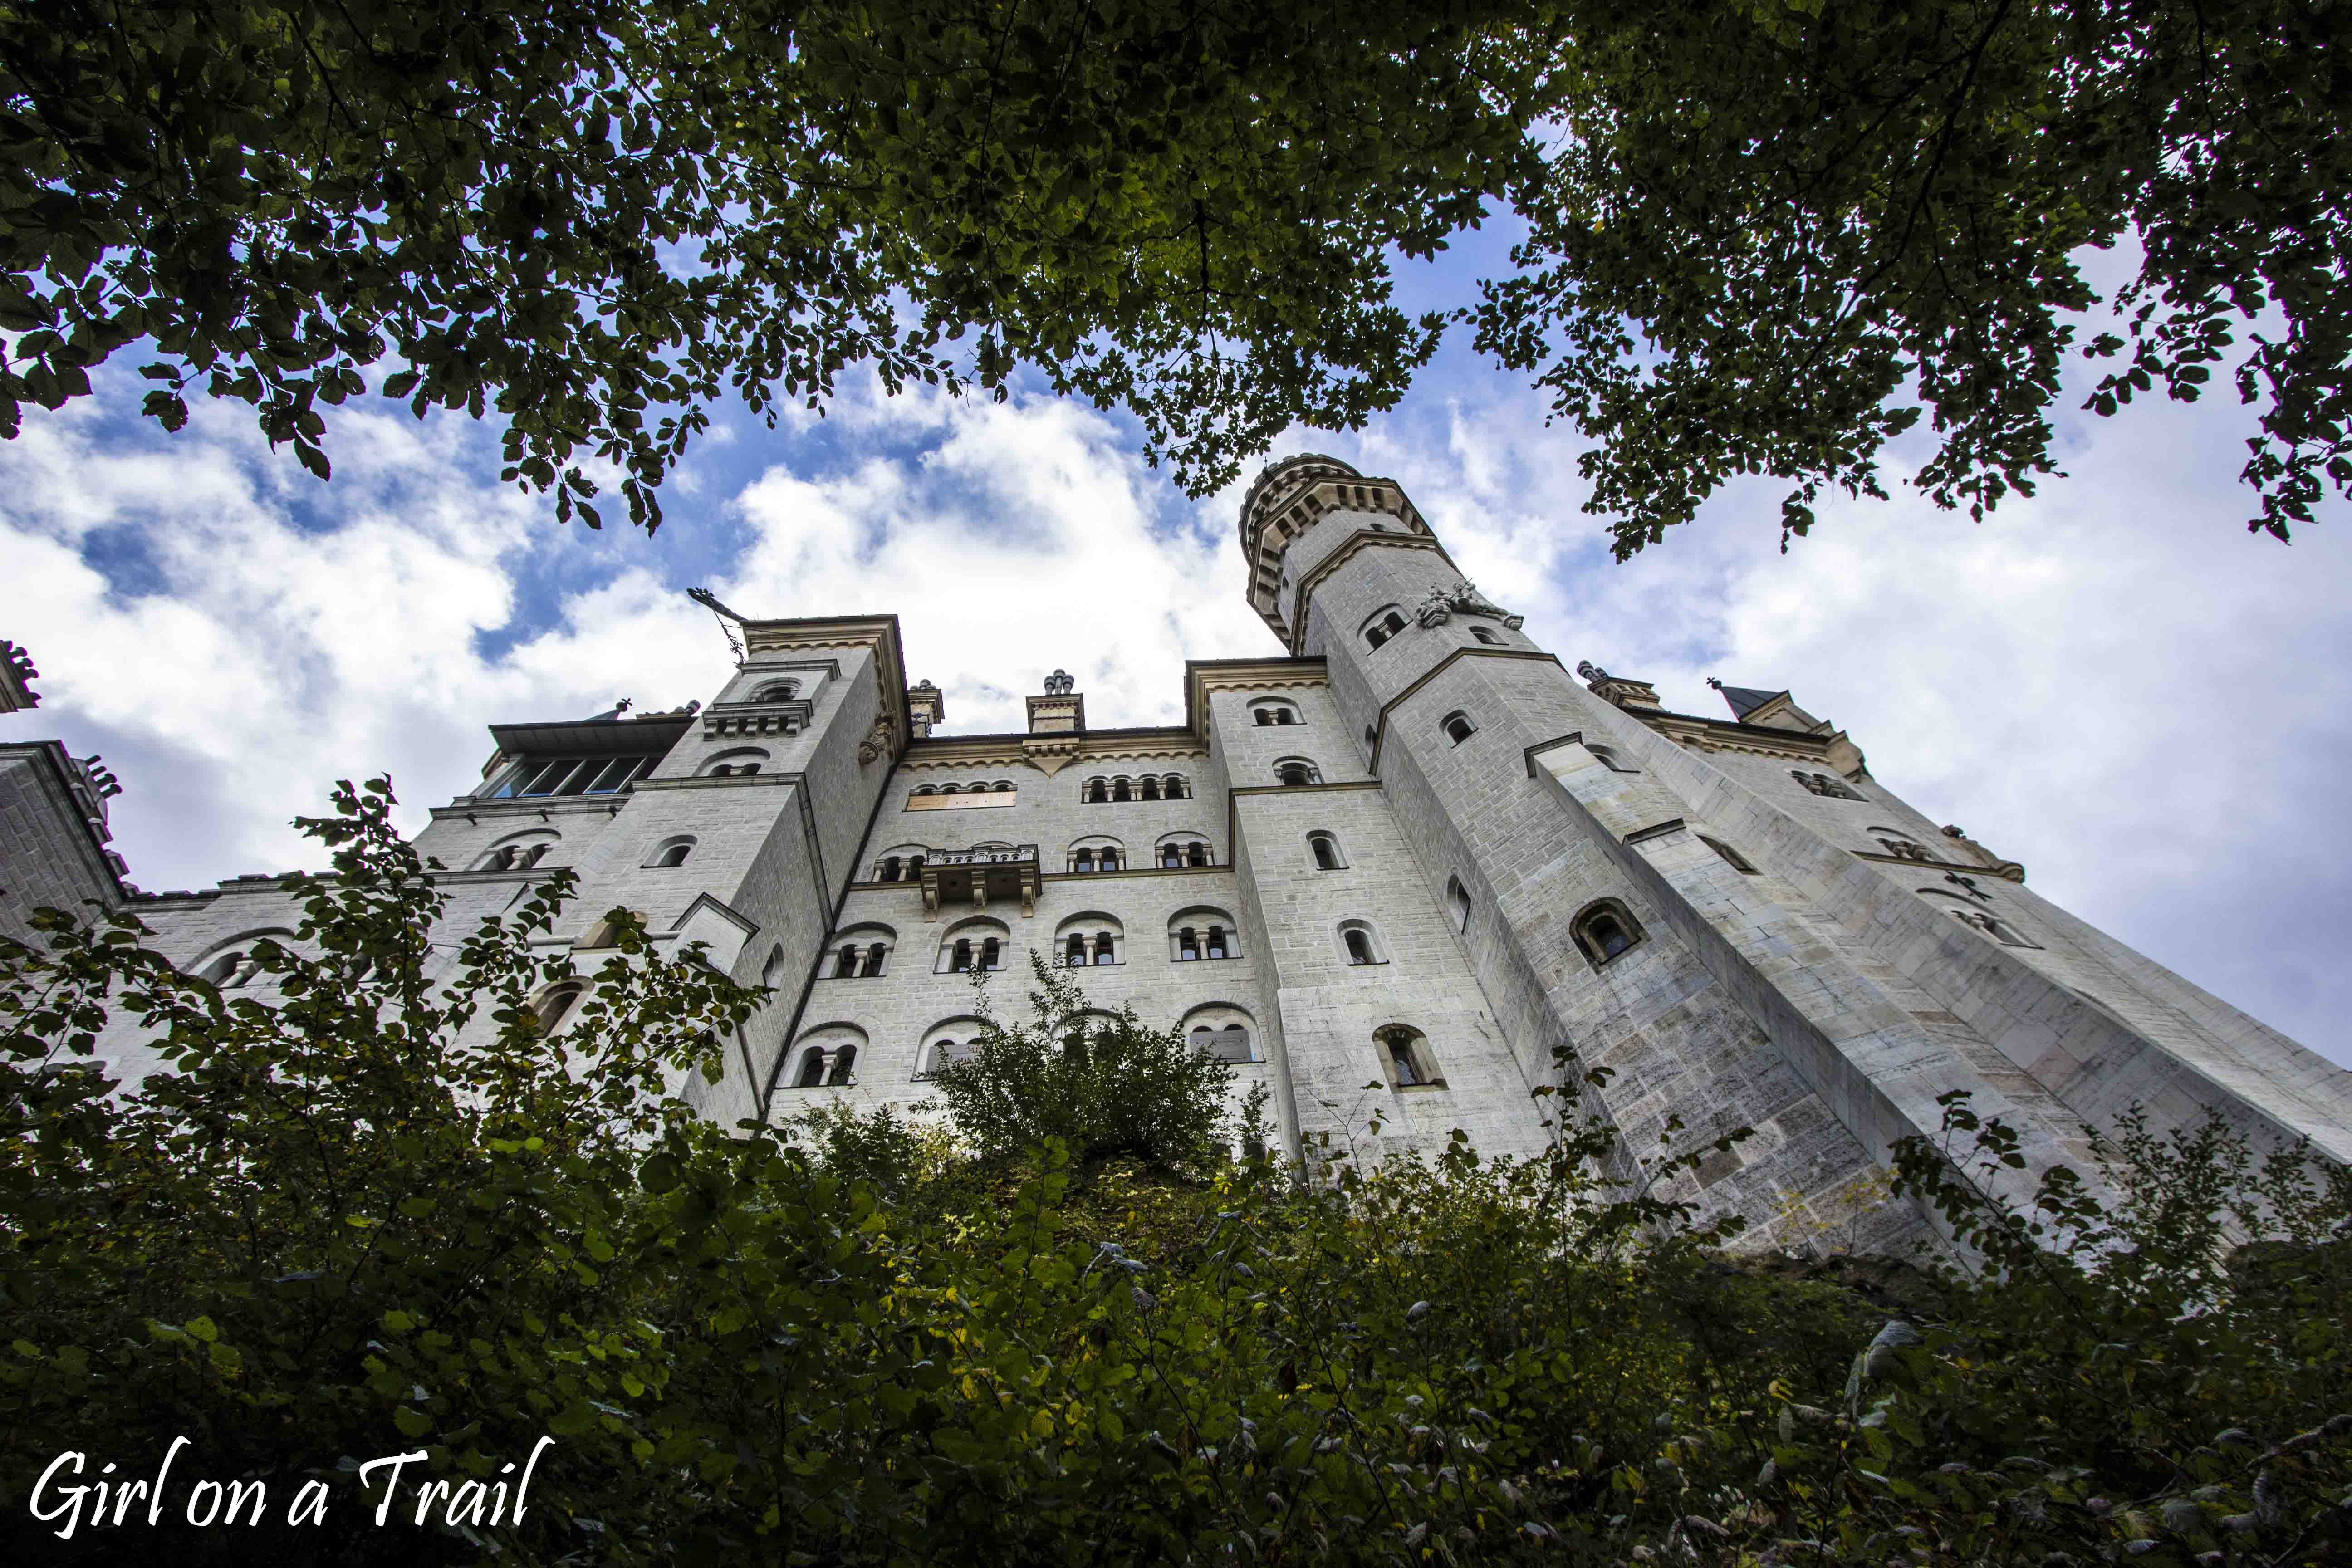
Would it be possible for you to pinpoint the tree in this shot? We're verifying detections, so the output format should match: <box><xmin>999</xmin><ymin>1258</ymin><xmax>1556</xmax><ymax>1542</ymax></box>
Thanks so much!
<box><xmin>922</xmin><ymin>951</ymin><xmax>1256</xmax><ymax>1174</ymax></box>
<box><xmin>0</xmin><ymin>0</ymin><xmax>1555</xmax><ymax>524</ymax></box>
<box><xmin>1478</xmin><ymin>0</ymin><xmax>2352</xmax><ymax>556</ymax></box>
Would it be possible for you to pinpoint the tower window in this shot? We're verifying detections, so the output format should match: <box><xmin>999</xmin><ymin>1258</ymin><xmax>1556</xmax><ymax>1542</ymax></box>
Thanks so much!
<box><xmin>1308</xmin><ymin>832</ymin><xmax>1345</xmax><ymax>871</ymax></box>
<box><xmin>1588</xmin><ymin>744</ymin><xmax>1636</xmax><ymax>773</ymax></box>
<box><xmin>979</xmin><ymin>937</ymin><xmax>1003</xmax><ymax>970</ymax></box>
<box><xmin>1098</xmin><ymin>847</ymin><xmax>1121</xmax><ymax>872</ymax></box>
<box><xmin>1339</xmin><ymin>921</ymin><xmax>1385</xmax><ymax>966</ymax></box>
<box><xmin>1187</xmin><ymin>842</ymin><xmax>1208</xmax><ymax>867</ymax></box>
<box><xmin>1571</xmin><ymin>899</ymin><xmax>1645</xmax><ymax>968</ymax></box>
<box><xmin>950</xmin><ymin>938</ymin><xmax>974</xmax><ymax>973</ymax></box>
<box><xmin>860</xmin><ymin>942</ymin><xmax>886</xmax><ymax>976</ymax></box>
<box><xmin>834</xmin><ymin>945</ymin><xmax>859</xmax><ymax>978</ymax></box>
<box><xmin>1112</xmin><ymin>778</ymin><xmax>1132</xmax><ymax>802</ymax></box>
<box><xmin>1470</xmin><ymin>627</ymin><xmax>1500</xmax><ymax>646</ymax></box>
<box><xmin>824</xmin><ymin>1044</ymin><xmax>857</xmax><ymax>1085</ymax></box>
<box><xmin>1378</xmin><ymin>1025</ymin><xmax>1440</xmax><ymax>1089</ymax></box>
<box><xmin>794</xmin><ymin>1049</ymin><xmax>828</xmax><ymax>1088</ymax></box>
<box><xmin>1176</xmin><ymin>926</ymin><xmax>1200</xmax><ymax>962</ymax></box>
<box><xmin>1073</xmin><ymin>848</ymin><xmax>1095</xmax><ymax>873</ymax></box>
<box><xmin>1086</xmin><ymin>778</ymin><xmax>1109</xmax><ymax>804</ymax></box>
<box><xmin>1065</xmin><ymin>934</ymin><xmax>1088</xmax><ymax>966</ymax></box>
<box><xmin>1275</xmin><ymin>760</ymin><xmax>1320</xmax><ymax>787</ymax></box>
<box><xmin>1093</xmin><ymin>932</ymin><xmax>1116</xmax><ymax>965</ymax></box>
<box><xmin>1362</xmin><ymin>606</ymin><xmax>1410</xmax><ymax>651</ymax></box>
<box><xmin>1442</xmin><ymin>711</ymin><xmax>1476</xmax><ymax>745</ymax></box>
<box><xmin>1141</xmin><ymin>776</ymin><xmax>1161</xmax><ymax>800</ymax></box>
<box><xmin>1446</xmin><ymin>875</ymin><xmax>1471</xmax><ymax>932</ymax></box>
<box><xmin>645</xmin><ymin>836</ymin><xmax>695</xmax><ymax>868</ymax></box>
<box><xmin>879</xmin><ymin>855</ymin><xmax>902</xmax><ymax>881</ymax></box>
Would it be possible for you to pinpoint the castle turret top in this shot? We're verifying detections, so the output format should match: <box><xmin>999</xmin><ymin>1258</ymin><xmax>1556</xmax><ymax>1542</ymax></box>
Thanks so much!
<box><xmin>1238</xmin><ymin>454</ymin><xmax>1437</xmax><ymax>647</ymax></box>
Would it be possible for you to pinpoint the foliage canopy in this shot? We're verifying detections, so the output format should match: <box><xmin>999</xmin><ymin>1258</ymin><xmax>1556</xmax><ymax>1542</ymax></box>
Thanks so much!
<box><xmin>4</xmin><ymin>2</ymin><xmax>2343</xmax><ymax>550</ymax></box>
<box><xmin>3</xmin><ymin>784</ymin><xmax>2349</xmax><ymax>1566</ymax></box>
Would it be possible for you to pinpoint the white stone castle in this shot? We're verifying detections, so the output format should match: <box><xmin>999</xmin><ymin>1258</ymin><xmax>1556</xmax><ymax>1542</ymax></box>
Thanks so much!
<box><xmin>6</xmin><ymin>456</ymin><xmax>2347</xmax><ymax>1249</ymax></box>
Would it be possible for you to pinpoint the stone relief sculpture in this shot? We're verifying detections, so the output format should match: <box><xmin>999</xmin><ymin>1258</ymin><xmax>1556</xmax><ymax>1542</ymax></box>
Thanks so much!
<box><xmin>1414</xmin><ymin>583</ymin><xmax>1523</xmax><ymax>630</ymax></box>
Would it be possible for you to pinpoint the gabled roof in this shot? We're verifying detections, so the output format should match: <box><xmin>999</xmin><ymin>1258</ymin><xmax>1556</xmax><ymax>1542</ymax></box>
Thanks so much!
<box><xmin>1714</xmin><ymin>684</ymin><xmax>1785</xmax><ymax>720</ymax></box>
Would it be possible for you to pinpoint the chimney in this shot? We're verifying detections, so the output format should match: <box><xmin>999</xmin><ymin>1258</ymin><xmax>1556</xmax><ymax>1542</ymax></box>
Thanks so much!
<box><xmin>1026</xmin><ymin>669</ymin><xmax>1085</xmax><ymax>734</ymax></box>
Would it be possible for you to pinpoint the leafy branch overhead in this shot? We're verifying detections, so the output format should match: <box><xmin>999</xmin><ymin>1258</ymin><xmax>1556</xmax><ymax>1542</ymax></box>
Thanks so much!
<box><xmin>1</xmin><ymin>1</ymin><xmax>2343</xmax><ymax>549</ymax></box>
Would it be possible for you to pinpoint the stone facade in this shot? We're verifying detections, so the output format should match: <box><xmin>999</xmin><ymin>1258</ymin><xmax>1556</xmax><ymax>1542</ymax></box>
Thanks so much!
<box><xmin>13</xmin><ymin>456</ymin><xmax>2350</xmax><ymax>1253</ymax></box>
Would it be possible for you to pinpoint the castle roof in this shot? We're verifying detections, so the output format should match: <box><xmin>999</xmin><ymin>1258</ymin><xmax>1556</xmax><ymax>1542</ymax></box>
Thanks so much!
<box><xmin>1713</xmin><ymin>684</ymin><xmax>1784</xmax><ymax>720</ymax></box>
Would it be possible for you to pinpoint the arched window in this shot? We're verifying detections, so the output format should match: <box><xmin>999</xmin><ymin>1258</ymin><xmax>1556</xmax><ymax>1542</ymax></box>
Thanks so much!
<box><xmin>827</xmin><ymin>924</ymin><xmax>894</xmax><ymax>978</ymax></box>
<box><xmin>794</xmin><ymin>1048</ymin><xmax>828</xmax><ymax>1088</ymax></box>
<box><xmin>486</xmin><ymin>844</ymin><xmax>517</xmax><ymax>871</ymax></box>
<box><xmin>1093</xmin><ymin>932</ymin><xmax>1116</xmax><ymax>964</ymax></box>
<box><xmin>1571</xmin><ymin>899</ymin><xmax>1645</xmax><ymax>968</ymax></box>
<box><xmin>1100</xmin><ymin>847</ymin><xmax>1121</xmax><ymax>871</ymax></box>
<box><xmin>1700</xmin><ymin>835</ymin><xmax>1758</xmax><ymax>874</ymax></box>
<box><xmin>1141</xmin><ymin>776</ymin><xmax>1162</xmax><ymax>800</ymax></box>
<box><xmin>1186</xmin><ymin>842</ymin><xmax>1208</xmax><ymax>867</ymax></box>
<box><xmin>833</xmin><ymin>944</ymin><xmax>859</xmax><ymax>978</ymax></box>
<box><xmin>477</xmin><ymin>833</ymin><xmax>558</xmax><ymax>872</ymax></box>
<box><xmin>940</xmin><ymin>782</ymin><xmax>960</xmax><ymax>795</ymax></box>
<box><xmin>1250</xmin><ymin>699</ymin><xmax>1302</xmax><ymax>727</ymax></box>
<box><xmin>760</xmin><ymin>946</ymin><xmax>785</xmax><ymax>996</ymax></box>
<box><xmin>1446</xmin><ymin>876</ymin><xmax>1471</xmax><ymax>932</ymax></box>
<box><xmin>1308</xmin><ymin>832</ymin><xmax>1345</xmax><ymax>871</ymax></box>
<box><xmin>949</xmin><ymin>938</ymin><xmax>974</xmax><ymax>973</ymax></box>
<box><xmin>879</xmin><ymin>855</ymin><xmax>902</xmax><ymax>881</ymax></box>
<box><xmin>1275</xmin><ymin>759</ymin><xmax>1320</xmax><ymax>787</ymax></box>
<box><xmin>1338</xmin><ymin>921</ymin><xmax>1384</xmax><ymax>966</ymax></box>
<box><xmin>1470</xmin><ymin>626</ymin><xmax>1501</xmax><ymax>646</ymax></box>
<box><xmin>1107</xmin><ymin>777</ymin><xmax>1128</xmax><ymax>802</ymax></box>
<box><xmin>1086</xmin><ymin>778</ymin><xmax>1109</xmax><ymax>804</ymax></box>
<box><xmin>524</xmin><ymin>842</ymin><xmax>551</xmax><ymax>867</ymax></box>
<box><xmin>752</xmin><ymin>680</ymin><xmax>799</xmax><ymax>703</ymax></box>
<box><xmin>1160</xmin><ymin>843</ymin><xmax>1182</xmax><ymax>868</ymax></box>
<box><xmin>1073</xmin><ymin>848</ymin><xmax>1095</xmax><ymax>873</ymax></box>
<box><xmin>1168</xmin><ymin>907</ymin><xmax>1240</xmax><ymax>962</ymax></box>
<box><xmin>1442</xmin><ymin>711</ymin><xmax>1476</xmax><ymax>745</ymax></box>
<box><xmin>1361</xmin><ymin>605</ymin><xmax>1409</xmax><ymax>651</ymax></box>
<box><xmin>1377</xmin><ymin>1024</ymin><xmax>1440</xmax><ymax>1089</ymax></box>
<box><xmin>1793</xmin><ymin>769</ymin><xmax>1863</xmax><ymax>801</ymax></box>
<box><xmin>536</xmin><ymin>984</ymin><xmax>583</xmax><ymax>1032</ymax></box>
<box><xmin>918</xmin><ymin>1018</ymin><xmax>986</xmax><ymax>1078</ymax></box>
<box><xmin>1254</xmin><ymin>708</ymin><xmax>1276</xmax><ymax>726</ymax></box>
<box><xmin>645</xmin><ymin>835</ymin><xmax>695</xmax><ymax>868</ymax></box>
<box><xmin>1165</xmin><ymin>775</ymin><xmax>1188</xmax><ymax>799</ymax></box>
<box><xmin>979</xmin><ymin>937</ymin><xmax>1002</xmax><ymax>970</ymax></box>
<box><xmin>1191</xmin><ymin>1025</ymin><xmax>1255</xmax><ymax>1063</ymax></box>
<box><xmin>824</xmin><ymin>1044</ymin><xmax>858</xmax><ymax>1086</ymax></box>
<box><xmin>1588</xmin><ymin>743</ymin><xmax>1637</xmax><ymax>773</ymax></box>
<box><xmin>861</xmin><ymin>942</ymin><xmax>886</xmax><ymax>976</ymax></box>
<box><xmin>1065</xmin><ymin>933</ymin><xmax>1088</xmax><ymax>966</ymax></box>
<box><xmin>704</xmin><ymin>747</ymin><xmax>771</xmax><ymax>778</ymax></box>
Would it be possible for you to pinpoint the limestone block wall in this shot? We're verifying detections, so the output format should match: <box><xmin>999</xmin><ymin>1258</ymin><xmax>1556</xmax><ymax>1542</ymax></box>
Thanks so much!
<box><xmin>0</xmin><ymin>744</ymin><xmax>120</xmax><ymax>945</ymax></box>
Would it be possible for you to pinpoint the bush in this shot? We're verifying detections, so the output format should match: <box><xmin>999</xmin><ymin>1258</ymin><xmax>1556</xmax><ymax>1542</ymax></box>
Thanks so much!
<box><xmin>2</xmin><ymin>782</ymin><xmax>2346</xmax><ymax>1566</ymax></box>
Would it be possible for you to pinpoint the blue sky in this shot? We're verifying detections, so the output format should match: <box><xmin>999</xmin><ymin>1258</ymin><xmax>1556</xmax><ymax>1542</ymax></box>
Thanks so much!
<box><xmin>2</xmin><ymin>239</ymin><xmax>2346</xmax><ymax>1066</ymax></box>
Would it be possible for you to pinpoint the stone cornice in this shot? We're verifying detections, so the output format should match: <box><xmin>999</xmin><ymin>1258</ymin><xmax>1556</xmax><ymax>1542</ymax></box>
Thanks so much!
<box><xmin>1285</xmin><ymin>530</ymin><xmax>1455</xmax><ymax>654</ymax></box>
<box><xmin>431</xmin><ymin>793</ymin><xmax>632</xmax><ymax>822</ymax></box>
<box><xmin>899</xmin><ymin>730</ymin><xmax>1206</xmax><ymax>773</ymax></box>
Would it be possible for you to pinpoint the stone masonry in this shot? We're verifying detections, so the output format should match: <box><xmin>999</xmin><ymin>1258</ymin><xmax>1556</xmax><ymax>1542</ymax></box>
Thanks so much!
<box><xmin>10</xmin><ymin>457</ymin><xmax>2349</xmax><ymax>1253</ymax></box>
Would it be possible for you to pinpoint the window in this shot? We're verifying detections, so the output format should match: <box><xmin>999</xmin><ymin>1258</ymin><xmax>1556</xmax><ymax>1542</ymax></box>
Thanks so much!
<box><xmin>488</xmin><ymin>755</ymin><xmax>655</xmax><ymax>799</ymax></box>
<box><xmin>1164</xmin><ymin>774</ymin><xmax>1189</xmax><ymax>800</ymax></box>
<box><xmin>917</xmin><ymin>1019</ymin><xmax>986</xmax><ymax>1078</ymax></box>
<box><xmin>1793</xmin><ymin>769</ymin><xmax>1863</xmax><ymax>801</ymax></box>
<box><xmin>1588</xmin><ymin>743</ymin><xmax>1637</xmax><ymax>773</ymax></box>
<box><xmin>938</xmin><ymin>920</ymin><xmax>1010</xmax><ymax>974</ymax></box>
<box><xmin>1308</xmin><ymin>832</ymin><xmax>1345</xmax><ymax>871</ymax></box>
<box><xmin>1167</xmin><ymin>907</ymin><xmax>1240</xmax><ymax>961</ymax></box>
<box><xmin>1073</xmin><ymin>848</ymin><xmax>1094</xmax><ymax>873</ymax></box>
<box><xmin>536</xmin><ymin>984</ymin><xmax>583</xmax><ymax>1032</ymax></box>
<box><xmin>1571</xmin><ymin>899</ymin><xmax>1645</xmax><ymax>968</ymax></box>
<box><xmin>794</xmin><ymin>1048</ymin><xmax>828</xmax><ymax>1088</ymax></box>
<box><xmin>1470</xmin><ymin>627</ymin><xmax>1501</xmax><ymax>646</ymax></box>
<box><xmin>827</xmin><ymin>924</ymin><xmax>893</xmax><ymax>978</ymax></box>
<box><xmin>751</xmin><ymin>680</ymin><xmax>799</xmax><ymax>702</ymax></box>
<box><xmin>824</xmin><ymin>1044</ymin><xmax>858</xmax><ymax>1086</ymax></box>
<box><xmin>879</xmin><ymin>856</ymin><xmax>902</xmax><ymax>881</ymax></box>
<box><xmin>1362</xmin><ymin>606</ymin><xmax>1409</xmax><ymax>651</ymax></box>
<box><xmin>1446</xmin><ymin>875</ymin><xmax>1471</xmax><ymax>932</ymax></box>
<box><xmin>1377</xmin><ymin>1024</ymin><xmax>1441</xmax><ymax>1089</ymax></box>
<box><xmin>201</xmin><ymin>949</ymin><xmax>251</xmax><ymax>987</ymax></box>
<box><xmin>1098</xmin><ymin>848</ymin><xmax>1121</xmax><ymax>872</ymax></box>
<box><xmin>1250</xmin><ymin>700</ymin><xmax>1302</xmax><ymax>727</ymax></box>
<box><xmin>1187</xmin><ymin>842</ymin><xmax>1208</xmax><ymax>867</ymax></box>
<box><xmin>1141</xmin><ymin>776</ymin><xmax>1161</xmax><ymax>800</ymax></box>
<box><xmin>704</xmin><ymin>748</ymin><xmax>770</xmax><ymax>778</ymax></box>
<box><xmin>1275</xmin><ymin>759</ymin><xmax>1321</xmax><ymax>787</ymax></box>
<box><xmin>833</xmin><ymin>945</ymin><xmax>859</xmax><ymax>978</ymax></box>
<box><xmin>1065</xmin><ymin>934</ymin><xmax>1088</xmax><ymax>966</ymax></box>
<box><xmin>1700</xmin><ymin>835</ymin><xmax>1758</xmax><ymax>874</ymax></box>
<box><xmin>1339</xmin><ymin>921</ymin><xmax>1385</xmax><ymax>966</ymax></box>
<box><xmin>860</xmin><ymin>943</ymin><xmax>886</xmax><ymax>976</ymax></box>
<box><xmin>1192</xmin><ymin>1025</ymin><xmax>1255</xmax><ymax>1063</ymax></box>
<box><xmin>949</xmin><ymin>939</ymin><xmax>974</xmax><ymax>973</ymax></box>
<box><xmin>1086</xmin><ymin>778</ymin><xmax>1109</xmax><ymax>804</ymax></box>
<box><xmin>1093</xmin><ymin>932</ymin><xmax>1116</xmax><ymax>964</ymax></box>
<box><xmin>1442</xmin><ymin>710</ymin><xmax>1476</xmax><ymax>745</ymax></box>
<box><xmin>1112</xmin><ymin>778</ymin><xmax>1132</xmax><ymax>802</ymax></box>
<box><xmin>760</xmin><ymin>946</ymin><xmax>785</xmax><ymax>996</ymax></box>
<box><xmin>478</xmin><ymin>834</ymin><xmax>557</xmax><ymax>871</ymax></box>
<box><xmin>644</xmin><ymin>835</ymin><xmax>695</xmax><ymax>868</ymax></box>
<box><xmin>979</xmin><ymin>937</ymin><xmax>1002</xmax><ymax>970</ymax></box>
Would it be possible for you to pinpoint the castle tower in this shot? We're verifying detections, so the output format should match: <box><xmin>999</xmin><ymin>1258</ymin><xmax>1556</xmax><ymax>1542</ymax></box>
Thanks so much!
<box><xmin>1238</xmin><ymin>454</ymin><xmax>2351</xmax><ymax>1245</ymax></box>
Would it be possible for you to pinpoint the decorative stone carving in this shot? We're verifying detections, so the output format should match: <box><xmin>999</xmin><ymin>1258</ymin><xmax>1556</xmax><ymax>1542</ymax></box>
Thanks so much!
<box><xmin>1414</xmin><ymin>583</ymin><xmax>1523</xmax><ymax>630</ymax></box>
<box><xmin>856</xmin><ymin>710</ymin><xmax>896</xmax><ymax>764</ymax></box>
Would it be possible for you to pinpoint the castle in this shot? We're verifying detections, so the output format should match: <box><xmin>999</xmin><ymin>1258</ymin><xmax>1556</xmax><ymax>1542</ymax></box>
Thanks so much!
<box><xmin>6</xmin><ymin>456</ymin><xmax>2347</xmax><ymax>1250</ymax></box>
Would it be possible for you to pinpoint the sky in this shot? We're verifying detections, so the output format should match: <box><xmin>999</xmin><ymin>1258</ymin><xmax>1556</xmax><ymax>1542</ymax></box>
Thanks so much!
<box><xmin>2</xmin><ymin>242</ymin><xmax>2346</xmax><ymax>1068</ymax></box>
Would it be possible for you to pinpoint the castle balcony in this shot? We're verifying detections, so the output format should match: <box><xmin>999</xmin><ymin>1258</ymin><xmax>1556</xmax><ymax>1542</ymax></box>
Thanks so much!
<box><xmin>919</xmin><ymin>844</ymin><xmax>1040</xmax><ymax>919</ymax></box>
<box><xmin>702</xmin><ymin>697</ymin><xmax>813</xmax><ymax>740</ymax></box>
